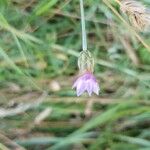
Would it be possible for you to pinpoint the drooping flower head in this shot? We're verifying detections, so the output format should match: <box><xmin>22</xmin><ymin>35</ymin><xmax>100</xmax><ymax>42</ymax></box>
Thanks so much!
<box><xmin>73</xmin><ymin>51</ymin><xmax>100</xmax><ymax>96</ymax></box>
<box><xmin>73</xmin><ymin>72</ymin><xmax>99</xmax><ymax>96</ymax></box>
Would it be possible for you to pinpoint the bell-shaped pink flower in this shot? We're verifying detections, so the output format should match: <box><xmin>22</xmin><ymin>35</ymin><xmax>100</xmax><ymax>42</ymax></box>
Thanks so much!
<box><xmin>72</xmin><ymin>72</ymin><xmax>100</xmax><ymax>96</ymax></box>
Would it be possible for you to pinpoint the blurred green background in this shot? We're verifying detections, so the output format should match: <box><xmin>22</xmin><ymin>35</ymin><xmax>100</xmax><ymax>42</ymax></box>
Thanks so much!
<box><xmin>0</xmin><ymin>0</ymin><xmax>150</xmax><ymax>150</ymax></box>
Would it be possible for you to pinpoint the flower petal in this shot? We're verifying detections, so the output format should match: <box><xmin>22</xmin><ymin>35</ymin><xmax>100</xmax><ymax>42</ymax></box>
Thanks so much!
<box><xmin>86</xmin><ymin>80</ymin><xmax>93</xmax><ymax>96</ymax></box>
<box><xmin>72</xmin><ymin>79</ymin><xmax>79</xmax><ymax>89</ymax></box>
<box><xmin>76</xmin><ymin>81</ymin><xmax>86</xmax><ymax>96</ymax></box>
<box><xmin>93</xmin><ymin>83</ymin><xmax>100</xmax><ymax>95</ymax></box>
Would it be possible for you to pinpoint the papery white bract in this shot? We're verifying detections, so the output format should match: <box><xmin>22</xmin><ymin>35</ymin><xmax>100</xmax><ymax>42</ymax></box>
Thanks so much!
<box><xmin>78</xmin><ymin>51</ymin><xmax>94</xmax><ymax>73</ymax></box>
<box><xmin>72</xmin><ymin>72</ymin><xmax>100</xmax><ymax>96</ymax></box>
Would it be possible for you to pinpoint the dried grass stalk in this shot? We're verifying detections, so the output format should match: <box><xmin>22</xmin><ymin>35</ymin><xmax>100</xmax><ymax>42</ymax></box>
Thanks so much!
<box><xmin>120</xmin><ymin>0</ymin><xmax>150</xmax><ymax>31</ymax></box>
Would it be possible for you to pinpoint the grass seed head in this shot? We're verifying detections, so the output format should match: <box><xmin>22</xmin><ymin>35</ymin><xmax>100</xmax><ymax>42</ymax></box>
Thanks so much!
<box><xmin>120</xmin><ymin>0</ymin><xmax>150</xmax><ymax>31</ymax></box>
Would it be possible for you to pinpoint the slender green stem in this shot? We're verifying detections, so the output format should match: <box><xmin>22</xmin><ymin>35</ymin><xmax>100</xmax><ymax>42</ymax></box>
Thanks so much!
<box><xmin>80</xmin><ymin>0</ymin><xmax>87</xmax><ymax>51</ymax></box>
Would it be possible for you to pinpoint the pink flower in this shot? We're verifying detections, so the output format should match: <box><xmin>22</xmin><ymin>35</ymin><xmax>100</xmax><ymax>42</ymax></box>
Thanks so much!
<box><xmin>72</xmin><ymin>72</ymin><xmax>100</xmax><ymax>96</ymax></box>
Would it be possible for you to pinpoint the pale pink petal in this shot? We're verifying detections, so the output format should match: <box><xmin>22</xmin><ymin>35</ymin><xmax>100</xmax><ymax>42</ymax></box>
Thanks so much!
<box><xmin>77</xmin><ymin>82</ymin><xmax>86</xmax><ymax>96</ymax></box>
<box><xmin>86</xmin><ymin>81</ymin><xmax>93</xmax><ymax>96</ymax></box>
<box><xmin>93</xmin><ymin>83</ymin><xmax>100</xmax><ymax>95</ymax></box>
<box><xmin>72</xmin><ymin>77</ymin><xmax>81</xmax><ymax>89</ymax></box>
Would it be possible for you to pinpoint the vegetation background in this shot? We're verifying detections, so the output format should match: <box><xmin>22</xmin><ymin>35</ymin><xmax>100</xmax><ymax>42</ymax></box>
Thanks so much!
<box><xmin>0</xmin><ymin>0</ymin><xmax>150</xmax><ymax>150</ymax></box>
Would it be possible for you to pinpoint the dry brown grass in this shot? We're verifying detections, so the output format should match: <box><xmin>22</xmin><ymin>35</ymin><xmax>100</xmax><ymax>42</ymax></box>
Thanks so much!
<box><xmin>120</xmin><ymin>0</ymin><xmax>150</xmax><ymax>31</ymax></box>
